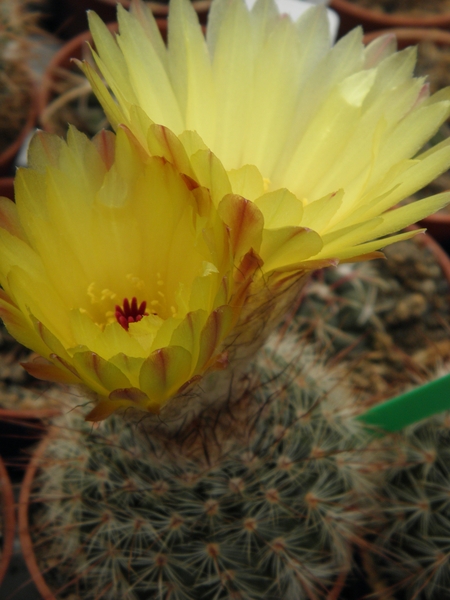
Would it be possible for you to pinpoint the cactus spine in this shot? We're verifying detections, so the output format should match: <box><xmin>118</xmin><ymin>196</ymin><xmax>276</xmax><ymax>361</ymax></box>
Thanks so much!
<box><xmin>368</xmin><ymin>409</ymin><xmax>450</xmax><ymax>599</ymax></box>
<box><xmin>28</xmin><ymin>334</ymin><xmax>375</xmax><ymax>600</ymax></box>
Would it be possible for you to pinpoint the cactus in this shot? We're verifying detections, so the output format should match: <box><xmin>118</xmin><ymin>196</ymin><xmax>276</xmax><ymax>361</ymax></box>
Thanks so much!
<box><xmin>367</xmin><ymin>407</ymin><xmax>450</xmax><ymax>599</ymax></box>
<box><xmin>27</xmin><ymin>333</ymin><xmax>376</xmax><ymax>600</ymax></box>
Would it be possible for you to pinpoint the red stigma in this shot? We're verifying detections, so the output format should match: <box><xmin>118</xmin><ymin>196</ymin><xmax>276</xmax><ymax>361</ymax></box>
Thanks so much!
<box><xmin>115</xmin><ymin>297</ymin><xmax>149</xmax><ymax>331</ymax></box>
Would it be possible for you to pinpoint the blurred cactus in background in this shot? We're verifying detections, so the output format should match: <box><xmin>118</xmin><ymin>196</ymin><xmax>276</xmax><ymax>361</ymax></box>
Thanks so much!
<box><xmin>292</xmin><ymin>237</ymin><xmax>450</xmax><ymax>401</ymax></box>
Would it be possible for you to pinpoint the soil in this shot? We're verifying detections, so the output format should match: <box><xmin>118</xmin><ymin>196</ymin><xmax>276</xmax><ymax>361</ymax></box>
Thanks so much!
<box><xmin>292</xmin><ymin>235</ymin><xmax>450</xmax><ymax>407</ymax></box>
<box><xmin>347</xmin><ymin>0</ymin><xmax>450</xmax><ymax>16</ymax></box>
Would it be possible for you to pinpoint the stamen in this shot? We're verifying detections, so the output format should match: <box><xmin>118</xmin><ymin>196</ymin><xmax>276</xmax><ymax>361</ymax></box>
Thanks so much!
<box><xmin>115</xmin><ymin>297</ymin><xmax>149</xmax><ymax>331</ymax></box>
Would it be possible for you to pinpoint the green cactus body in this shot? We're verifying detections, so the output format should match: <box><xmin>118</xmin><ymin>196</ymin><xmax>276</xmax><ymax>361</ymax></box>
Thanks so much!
<box><xmin>370</xmin><ymin>411</ymin><xmax>450</xmax><ymax>599</ymax></box>
<box><xmin>28</xmin><ymin>335</ymin><xmax>374</xmax><ymax>600</ymax></box>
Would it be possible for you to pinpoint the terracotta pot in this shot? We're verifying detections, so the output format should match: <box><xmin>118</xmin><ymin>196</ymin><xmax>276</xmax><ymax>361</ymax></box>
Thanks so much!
<box><xmin>419</xmin><ymin>212</ymin><xmax>450</xmax><ymax>246</ymax></box>
<box><xmin>98</xmin><ymin>0</ymin><xmax>212</xmax><ymax>22</ymax></box>
<box><xmin>363</xmin><ymin>25</ymin><xmax>450</xmax><ymax>47</ymax></box>
<box><xmin>0</xmin><ymin>408</ymin><xmax>60</xmax><ymax>479</ymax></box>
<box><xmin>409</xmin><ymin>227</ymin><xmax>450</xmax><ymax>284</ymax></box>
<box><xmin>331</xmin><ymin>0</ymin><xmax>450</xmax><ymax>36</ymax></box>
<box><xmin>0</xmin><ymin>78</ymin><xmax>37</xmax><ymax>177</ymax></box>
<box><xmin>45</xmin><ymin>0</ymin><xmax>132</xmax><ymax>39</ymax></box>
<box><xmin>0</xmin><ymin>455</ymin><xmax>15</xmax><ymax>588</ymax></box>
<box><xmin>0</xmin><ymin>178</ymin><xmax>14</xmax><ymax>201</ymax></box>
<box><xmin>19</xmin><ymin>435</ymin><xmax>54</xmax><ymax>600</ymax></box>
<box><xmin>47</xmin><ymin>0</ymin><xmax>210</xmax><ymax>38</ymax></box>
<box><xmin>363</xmin><ymin>28</ymin><xmax>450</xmax><ymax>246</ymax></box>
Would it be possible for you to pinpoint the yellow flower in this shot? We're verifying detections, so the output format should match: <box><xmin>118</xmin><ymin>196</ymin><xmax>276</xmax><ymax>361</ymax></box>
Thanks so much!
<box><xmin>0</xmin><ymin>125</ymin><xmax>334</xmax><ymax>422</ymax></box>
<box><xmin>2</xmin><ymin>0</ymin><xmax>450</xmax><ymax>425</ymax></box>
<box><xmin>81</xmin><ymin>0</ymin><xmax>450</xmax><ymax>258</ymax></box>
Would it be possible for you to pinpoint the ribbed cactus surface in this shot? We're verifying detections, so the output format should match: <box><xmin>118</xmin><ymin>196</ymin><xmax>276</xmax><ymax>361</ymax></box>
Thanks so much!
<box><xmin>29</xmin><ymin>335</ymin><xmax>374</xmax><ymax>600</ymax></box>
<box><xmin>370</xmin><ymin>411</ymin><xmax>450</xmax><ymax>599</ymax></box>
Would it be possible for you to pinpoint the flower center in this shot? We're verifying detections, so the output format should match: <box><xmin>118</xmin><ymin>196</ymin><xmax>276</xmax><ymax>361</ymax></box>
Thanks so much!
<box><xmin>115</xmin><ymin>297</ymin><xmax>149</xmax><ymax>330</ymax></box>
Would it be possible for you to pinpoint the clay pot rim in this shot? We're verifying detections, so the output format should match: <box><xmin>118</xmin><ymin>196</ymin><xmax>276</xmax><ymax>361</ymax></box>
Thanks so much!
<box><xmin>0</xmin><ymin>74</ymin><xmax>37</xmax><ymax>175</ymax></box>
<box><xmin>0</xmin><ymin>455</ymin><xmax>15</xmax><ymax>587</ymax></box>
<box><xmin>19</xmin><ymin>433</ymin><xmax>56</xmax><ymax>600</ymax></box>
<box><xmin>0</xmin><ymin>177</ymin><xmax>14</xmax><ymax>201</ymax></box>
<box><xmin>422</xmin><ymin>211</ymin><xmax>450</xmax><ymax>227</ymax></box>
<box><xmin>419</xmin><ymin>192</ymin><xmax>450</xmax><ymax>244</ymax></box>
<box><xmin>98</xmin><ymin>0</ymin><xmax>212</xmax><ymax>16</ymax></box>
<box><xmin>0</xmin><ymin>408</ymin><xmax>61</xmax><ymax>421</ymax></box>
<box><xmin>331</xmin><ymin>0</ymin><xmax>450</xmax><ymax>28</ymax></box>
<box><xmin>407</xmin><ymin>226</ymin><xmax>450</xmax><ymax>284</ymax></box>
<box><xmin>363</xmin><ymin>26</ymin><xmax>450</xmax><ymax>46</ymax></box>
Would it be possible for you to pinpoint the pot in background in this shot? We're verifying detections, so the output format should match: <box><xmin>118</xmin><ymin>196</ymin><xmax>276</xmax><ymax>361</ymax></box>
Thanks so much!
<box><xmin>99</xmin><ymin>0</ymin><xmax>213</xmax><ymax>22</ymax></box>
<box><xmin>0</xmin><ymin>178</ymin><xmax>13</xmax><ymax>201</ymax></box>
<box><xmin>331</xmin><ymin>0</ymin><xmax>450</xmax><ymax>36</ymax></box>
<box><xmin>46</xmin><ymin>0</ymin><xmax>210</xmax><ymax>39</ymax></box>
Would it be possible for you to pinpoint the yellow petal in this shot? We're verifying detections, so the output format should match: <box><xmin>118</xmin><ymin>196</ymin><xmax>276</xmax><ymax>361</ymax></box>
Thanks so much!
<box><xmin>255</xmin><ymin>188</ymin><xmax>304</xmax><ymax>229</ymax></box>
<box><xmin>87</xmin><ymin>10</ymin><xmax>138</xmax><ymax>112</ymax></box>
<box><xmin>146</xmin><ymin>123</ymin><xmax>196</xmax><ymax>179</ymax></box>
<box><xmin>139</xmin><ymin>345</ymin><xmax>193</xmax><ymax>404</ymax></box>
<box><xmin>260</xmin><ymin>227</ymin><xmax>323</xmax><ymax>272</ymax></box>
<box><xmin>328</xmin><ymin>228</ymin><xmax>419</xmax><ymax>261</ymax></box>
<box><xmin>195</xmin><ymin>305</ymin><xmax>235</xmax><ymax>372</ymax></box>
<box><xmin>0</xmin><ymin>197</ymin><xmax>27</xmax><ymax>242</ymax></box>
<box><xmin>115</xmin><ymin>4</ymin><xmax>184</xmax><ymax>132</ymax></box>
<box><xmin>72</xmin><ymin>350</ymin><xmax>132</xmax><ymax>395</ymax></box>
<box><xmin>301</xmin><ymin>190</ymin><xmax>343</xmax><ymax>232</ymax></box>
<box><xmin>78</xmin><ymin>60</ymin><xmax>125</xmax><ymax>131</ymax></box>
<box><xmin>190</xmin><ymin>148</ymin><xmax>232</xmax><ymax>206</ymax></box>
<box><xmin>21</xmin><ymin>356</ymin><xmax>81</xmax><ymax>385</ymax></box>
<box><xmin>218</xmin><ymin>194</ymin><xmax>264</xmax><ymax>260</ymax></box>
<box><xmin>227</xmin><ymin>164</ymin><xmax>265</xmax><ymax>201</ymax></box>
<box><xmin>168</xmin><ymin>0</ymin><xmax>215</xmax><ymax>141</ymax></box>
<box><xmin>0</xmin><ymin>290</ymin><xmax>50</xmax><ymax>358</ymax></box>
